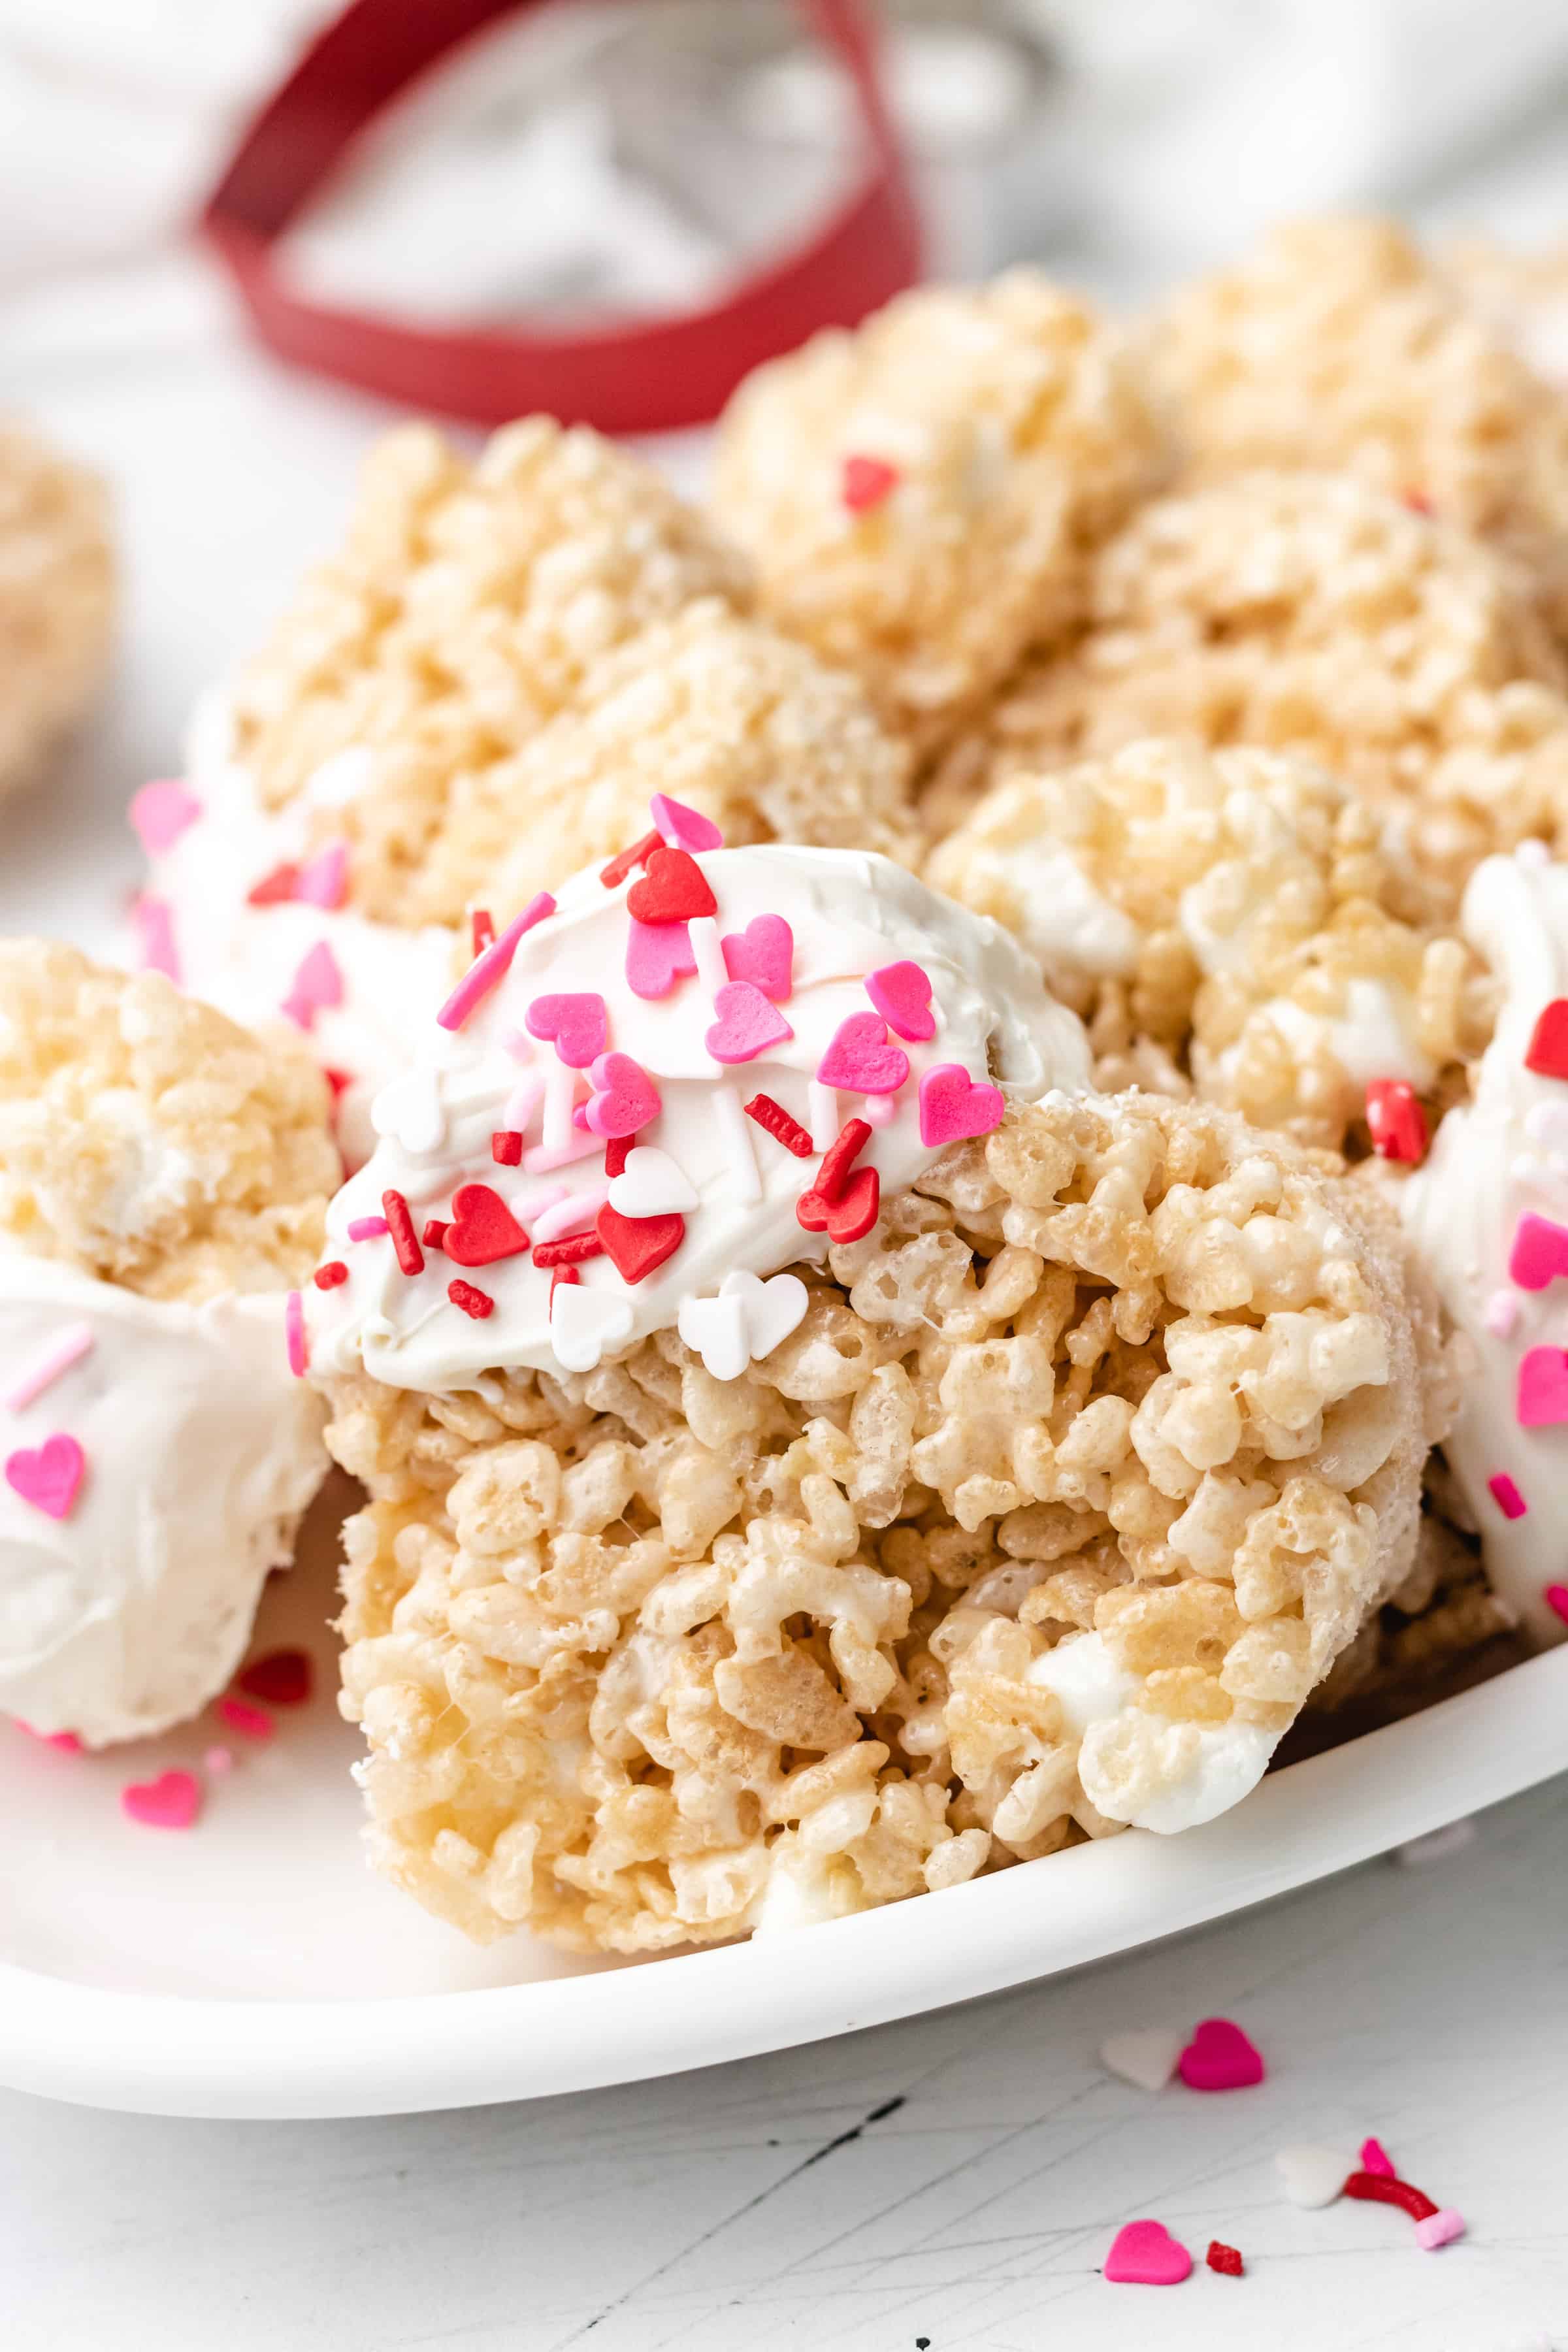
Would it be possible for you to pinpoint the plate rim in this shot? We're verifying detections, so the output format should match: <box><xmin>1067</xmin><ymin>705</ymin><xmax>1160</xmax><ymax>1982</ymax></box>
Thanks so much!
<box><xmin>5</xmin><ymin>1648</ymin><xmax>1566</xmax><ymax>2120</ymax></box>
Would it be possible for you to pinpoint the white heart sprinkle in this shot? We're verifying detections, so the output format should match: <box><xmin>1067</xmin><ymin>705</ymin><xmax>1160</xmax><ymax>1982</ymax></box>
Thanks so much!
<box><xmin>550</xmin><ymin>1285</ymin><xmax>632</xmax><ymax>1373</ymax></box>
<box><xmin>1275</xmin><ymin>2144</ymin><xmax>1356</xmax><ymax>2209</ymax></box>
<box><xmin>678</xmin><ymin>1290</ymin><xmax>751</xmax><ymax>1382</ymax></box>
<box><xmin>370</xmin><ymin>1071</ymin><xmax>446</xmax><ymax>1157</ymax></box>
<box><xmin>1098</xmin><ymin>2028</ymin><xmax>1183</xmax><ymax>2095</ymax></box>
<box><xmin>725</xmin><ymin>1269</ymin><xmax>808</xmax><ymax>1362</ymax></box>
<box><xmin>607</xmin><ymin>1145</ymin><xmax>700</xmax><ymax>1219</ymax></box>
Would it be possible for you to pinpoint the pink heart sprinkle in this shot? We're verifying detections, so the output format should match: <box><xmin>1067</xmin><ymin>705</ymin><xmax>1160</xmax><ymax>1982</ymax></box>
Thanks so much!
<box><xmin>626</xmin><ymin>917</ymin><xmax>696</xmax><ymax>1001</ymax></box>
<box><xmin>122</xmin><ymin>1769</ymin><xmax>201</xmax><ymax>1831</ymax></box>
<box><xmin>1358</xmin><ymin>2136</ymin><xmax>1396</xmax><ymax>2177</ymax></box>
<box><xmin>918</xmin><ymin>1062</ymin><xmax>1005</xmax><ymax>1148</ymax></box>
<box><xmin>865</xmin><ymin>960</ymin><xmax>936</xmax><ymax>1042</ymax></box>
<box><xmin>218</xmin><ymin>1695</ymin><xmax>274</xmax><ymax>1742</ymax></box>
<box><xmin>1414</xmin><ymin>2207</ymin><xmax>1466</xmax><ymax>2252</ymax></box>
<box><xmin>294</xmin><ymin>841</ymin><xmax>350</xmax><ymax>909</ymax></box>
<box><xmin>5</xmin><ymin>1434</ymin><xmax>85</xmax><ymax>1521</ymax></box>
<box><xmin>1544</xmin><ymin>1583</ymin><xmax>1568</xmax><ymax>1625</ymax></box>
<box><xmin>721</xmin><ymin>915</ymin><xmax>794</xmax><ymax>1002</ymax></box>
<box><xmin>584</xmin><ymin>1051</ymin><xmax>661</xmax><ymax>1139</ymax></box>
<box><xmin>1517</xmin><ymin>1345</ymin><xmax>1568</xmax><ymax>1427</ymax></box>
<box><xmin>706</xmin><ymin>982</ymin><xmax>794</xmax><ymax>1066</ymax></box>
<box><xmin>1103</xmin><ymin>2219</ymin><xmax>1192</xmax><ymax>2287</ymax></box>
<box><xmin>131</xmin><ymin>895</ymin><xmax>181</xmax><ymax>984</ymax></box>
<box><xmin>525</xmin><ymin>992</ymin><xmax>608</xmax><ymax>1070</ymax></box>
<box><xmin>649</xmin><ymin>792</ymin><xmax>723</xmax><ymax>853</ymax></box>
<box><xmin>16</xmin><ymin>1722</ymin><xmax>82</xmax><ymax>1753</ymax></box>
<box><xmin>816</xmin><ymin>1011</ymin><xmax>909</xmax><ymax>1095</ymax></box>
<box><xmin>280</xmin><ymin>940</ymin><xmax>343</xmax><ymax>1030</ymax></box>
<box><xmin>1508</xmin><ymin>1211</ymin><xmax>1568</xmax><ymax>1291</ymax></box>
<box><xmin>1178</xmin><ymin>2017</ymin><xmax>1265</xmax><ymax>2091</ymax></box>
<box><xmin>1488</xmin><ymin>1472</ymin><xmax>1527</xmax><ymax>1520</ymax></box>
<box><xmin>128</xmin><ymin>778</ymin><xmax>201</xmax><ymax>855</ymax></box>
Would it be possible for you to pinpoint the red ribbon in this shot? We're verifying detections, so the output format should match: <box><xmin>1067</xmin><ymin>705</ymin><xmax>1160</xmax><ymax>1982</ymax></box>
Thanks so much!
<box><xmin>201</xmin><ymin>0</ymin><xmax>921</xmax><ymax>433</ymax></box>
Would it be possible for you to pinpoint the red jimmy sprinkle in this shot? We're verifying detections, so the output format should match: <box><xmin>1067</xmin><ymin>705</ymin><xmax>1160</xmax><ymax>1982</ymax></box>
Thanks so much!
<box><xmin>447</xmin><ymin>1279</ymin><xmax>495</xmax><ymax>1320</ymax></box>
<box><xmin>600</xmin><ymin>829</ymin><xmax>662</xmax><ymax>889</ymax></box>
<box><xmin>745</xmin><ymin>1093</ymin><xmax>814</xmax><ymax>1158</ymax></box>
<box><xmin>382</xmin><ymin>1190</ymin><xmax>424</xmax><ymax>1277</ymax></box>
<box><xmin>312</xmin><ymin>1260</ymin><xmax>348</xmax><ymax>1290</ymax></box>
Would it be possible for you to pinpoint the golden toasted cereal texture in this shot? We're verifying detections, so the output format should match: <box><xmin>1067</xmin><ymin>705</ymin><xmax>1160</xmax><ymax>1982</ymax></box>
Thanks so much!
<box><xmin>0</xmin><ymin>423</ymin><xmax>114</xmax><ymax>798</ymax></box>
<box><xmin>1151</xmin><ymin>216</ymin><xmax>1568</xmax><ymax>614</ymax></box>
<box><xmin>1310</xmin><ymin>1508</ymin><xmax>1518</xmax><ymax>1717</ymax></box>
<box><xmin>1443</xmin><ymin>235</ymin><xmax>1568</xmax><ymax>385</ymax></box>
<box><xmin>404</xmin><ymin>600</ymin><xmax>917</xmax><ymax>926</ymax></box>
<box><xmin>928</xmin><ymin>740</ymin><xmax>1492</xmax><ymax>1150</ymax></box>
<box><xmin>0</xmin><ymin>941</ymin><xmax>336</xmax><ymax>1301</ymax></box>
<box><xmin>226</xmin><ymin>418</ymin><xmax>753</xmax><ymax>922</ymax></box>
<box><xmin>323</xmin><ymin>1092</ymin><xmax>1435</xmax><ymax>1951</ymax></box>
<box><xmin>711</xmin><ymin>273</ymin><xmax>1166</xmax><ymax>752</ymax></box>
<box><xmin>934</xmin><ymin>472</ymin><xmax>1568</xmax><ymax>913</ymax></box>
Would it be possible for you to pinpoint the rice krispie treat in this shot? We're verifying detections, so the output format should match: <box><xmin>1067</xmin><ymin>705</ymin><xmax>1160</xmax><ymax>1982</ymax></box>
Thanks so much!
<box><xmin>1398</xmin><ymin>841</ymin><xmax>1568</xmax><ymax>1647</ymax></box>
<box><xmin>940</xmin><ymin>470</ymin><xmax>1568</xmax><ymax>913</ymax></box>
<box><xmin>1443</xmin><ymin>236</ymin><xmax>1568</xmax><ymax>385</ymax></box>
<box><xmin>929</xmin><ymin>739</ymin><xmax>1492</xmax><ymax>1152</ymax></box>
<box><xmin>0</xmin><ymin>422</ymin><xmax>114</xmax><ymax>800</ymax></box>
<box><xmin>1151</xmin><ymin>216</ymin><xmax>1568</xmax><ymax>614</ymax></box>
<box><xmin>0</xmin><ymin>943</ymin><xmax>336</xmax><ymax>1744</ymax></box>
<box><xmin>711</xmin><ymin>273</ymin><xmax>1166</xmax><ymax>753</ymax></box>
<box><xmin>302</xmin><ymin>811</ymin><xmax>1434</xmax><ymax>1948</ymax></box>
<box><xmin>135</xmin><ymin>417</ymin><xmax>913</xmax><ymax>1166</ymax></box>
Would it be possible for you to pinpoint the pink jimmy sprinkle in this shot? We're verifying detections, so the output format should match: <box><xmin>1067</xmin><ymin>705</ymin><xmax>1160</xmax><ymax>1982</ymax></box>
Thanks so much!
<box><xmin>1485</xmin><ymin>1289</ymin><xmax>1520</xmax><ymax>1339</ymax></box>
<box><xmin>437</xmin><ymin>892</ymin><xmax>555</xmax><ymax>1032</ymax></box>
<box><xmin>127</xmin><ymin>778</ymin><xmax>201</xmax><ymax>855</ymax></box>
<box><xmin>525</xmin><ymin>1127</ymin><xmax>604</xmax><ymax>1175</ymax></box>
<box><xmin>1544</xmin><ymin>1583</ymin><xmax>1568</xmax><ymax>1625</ymax></box>
<box><xmin>294</xmin><ymin>841</ymin><xmax>350</xmax><ymax>909</ymax></box>
<box><xmin>1488</xmin><ymin>1472</ymin><xmax>1527</xmax><ymax>1520</ymax></box>
<box><xmin>649</xmin><ymin>792</ymin><xmax>724</xmax><ymax>854</ymax></box>
<box><xmin>280</xmin><ymin>940</ymin><xmax>344</xmax><ymax>1030</ymax></box>
<box><xmin>131</xmin><ymin>896</ymin><xmax>181</xmax><ymax>984</ymax></box>
<box><xmin>346</xmin><ymin>1215</ymin><xmax>389</xmax><ymax>1242</ymax></box>
<box><xmin>285</xmin><ymin>1290</ymin><xmax>307</xmax><ymax>1379</ymax></box>
<box><xmin>3</xmin><ymin>1322</ymin><xmax>94</xmax><ymax>1413</ymax></box>
<box><xmin>217</xmin><ymin>1695</ymin><xmax>274</xmax><ymax>1743</ymax></box>
<box><xmin>531</xmin><ymin>1187</ymin><xmax>608</xmax><ymax>1246</ymax></box>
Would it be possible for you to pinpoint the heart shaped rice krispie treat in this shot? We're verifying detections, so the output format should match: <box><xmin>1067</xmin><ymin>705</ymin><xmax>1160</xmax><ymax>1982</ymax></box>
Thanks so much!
<box><xmin>302</xmin><ymin>817</ymin><xmax>1438</xmax><ymax>1950</ymax></box>
<box><xmin>1149</xmin><ymin>216</ymin><xmax>1568</xmax><ymax>625</ymax></box>
<box><xmin>137</xmin><ymin>417</ymin><xmax>913</xmax><ymax>1162</ymax></box>
<box><xmin>930</xmin><ymin>470</ymin><xmax>1568</xmax><ymax>915</ymax></box>
<box><xmin>0</xmin><ymin>943</ymin><xmax>338</xmax><ymax>1744</ymax></box>
<box><xmin>0</xmin><ymin>421</ymin><xmax>114</xmax><ymax>800</ymax></box>
<box><xmin>711</xmin><ymin>272</ymin><xmax>1166</xmax><ymax>754</ymax></box>
<box><xmin>929</xmin><ymin>738</ymin><xmax>1494</xmax><ymax>1153</ymax></box>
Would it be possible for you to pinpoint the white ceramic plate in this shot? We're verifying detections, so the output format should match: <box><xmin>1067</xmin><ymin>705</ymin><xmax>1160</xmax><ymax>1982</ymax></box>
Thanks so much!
<box><xmin>3</xmin><ymin>1493</ymin><xmax>1565</xmax><ymax>2119</ymax></box>
<box><xmin>5</xmin><ymin>300</ymin><xmax>1568</xmax><ymax>2123</ymax></box>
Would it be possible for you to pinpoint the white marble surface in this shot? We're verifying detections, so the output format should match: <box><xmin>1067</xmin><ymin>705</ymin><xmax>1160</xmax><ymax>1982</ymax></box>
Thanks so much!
<box><xmin>5</xmin><ymin>232</ymin><xmax>1568</xmax><ymax>2352</ymax></box>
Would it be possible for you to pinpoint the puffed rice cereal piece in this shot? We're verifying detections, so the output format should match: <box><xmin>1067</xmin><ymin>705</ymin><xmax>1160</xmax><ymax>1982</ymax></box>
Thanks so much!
<box><xmin>0</xmin><ymin>943</ymin><xmax>336</xmax><ymax>1745</ymax></box>
<box><xmin>928</xmin><ymin>739</ymin><xmax>1492</xmax><ymax>1150</ymax></box>
<box><xmin>1443</xmin><ymin>235</ymin><xmax>1568</xmax><ymax>386</ymax></box>
<box><xmin>711</xmin><ymin>272</ymin><xmax>1166</xmax><ymax>752</ymax></box>
<box><xmin>321</xmin><ymin>1090</ymin><xmax>1435</xmax><ymax>1949</ymax></box>
<box><xmin>1151</xmin><ymin>216</ymin><xmax>1568</xmax><ymax>619</ymax></box>
<box><xmin>0</xmin><ymin>422</ymin><xmax>114</xmax><ymax>800</ymax></box>
<box><xmin>938</xmin><ymin>470</ymin><xmax>1568</xmax><ymax>913</ymax></box>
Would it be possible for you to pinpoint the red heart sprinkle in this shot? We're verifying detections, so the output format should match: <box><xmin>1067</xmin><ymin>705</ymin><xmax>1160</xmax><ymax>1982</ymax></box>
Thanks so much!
<box><xmin>246</xmin><ymin>861</ymin><xmax>301</xmax><ymax>906</ymax></box>
<box><xmin>596</xmin><ymin>1205</ymin><xmax>685</xmax><ymax>1284</ymax></box>
<box><xmin>841</xmin><ymin>453</ymin><xmax>900</xmax><ymax>513</ymax></box>
<box><xmin>1526</xmin><ymin>997</ymin><xmax>1568</xmax><ymax>1079</ymax></box>
<box><xmin>626</xmin><ymin>847</ymin><xmax>716</xmax><ymax>926</ymax></box>
<box><xmin>238</xmin><ymin>1648</ymin><xmax>314</xmax><ymax>1705</ymax></box>
<box><xmin>797</xmin><ymin>1163</ymin><xmax>879</xmax><ymax>1243</ymax></box>
<box><xmin>444</xmin><ymin>1183</ymin><xmax>530</xmax><ymax>1267</ymax></box>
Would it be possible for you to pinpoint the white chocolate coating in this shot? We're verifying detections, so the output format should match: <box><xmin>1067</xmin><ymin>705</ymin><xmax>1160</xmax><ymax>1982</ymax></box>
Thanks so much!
<box><xmin>307</xmin><ymin>845</ymin><xmax>1090</xmax><ymax>1392</ymax></box>
<box><xmin>141</xmin><ymin>695</ymin><xmax>457</xmax><ymax>1168</ymax></box>
<box><xmin>1401</xmin><ymin>845</ymin><xmax>1568</xmax><ymax>1645</ymax></box>
<box><xmin>0</xmin><ymin>1252</ymin><xmax>327</xmax><ymax>1744</ymax></box>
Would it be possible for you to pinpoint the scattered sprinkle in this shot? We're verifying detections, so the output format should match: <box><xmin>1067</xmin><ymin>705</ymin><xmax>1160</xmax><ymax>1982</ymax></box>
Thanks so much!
<box><xmin>382</xmin><ymin>1190</ymin><xmax>425</xmax><ymax>1277</ymax></box>
<box><xmin>3</xmin><ymin>1322</ymin><xmax>94</xmax><ymax>1413</ymax></box>
<box><xmin>1484</xmin><ymin>1289</ymin><xmax>1520</xmax><ymax>1338</ymax></box>
<box><xmin>1414</xmin><ymin>2208</ymin><xmax>1467</xmax><ymax>2252</ymax></box>
<box><xmin>1098</xmin><ymin>2029</ymin><xmax>1183</xmax><ymax>2093</ymax></box>
<box><xmin>865</xmin><ymin>960</ymin><xmax>936</xmax><ymax>1042</ymax></box>
<box><xmin>918</xmin><ymin>1064</ymin><xmax>1005</xmax><ymax>1149</ymax></box>
<box><xmin>492</xmin><ymin>1130</ymin><xmax>524</xmax><ymax>1166</ymax></box>
<box><xmin>246</xmin><ymin>862</ymin><xmax>301</xmax><ymax>906</ymax></box>
<box><xmin>649</xmin><ymin>793</ymin><xmax>723</xmax><ymax>854</ymax></box>
<box><xmin>1103</xmin><ymin>2219</ymin><xmax>1191</xmax><ymax>2287</ymax></box>
<box><xmin>422</xmin><ymin>1220</ymin><xmax>449</xmax><ymax>1251</ymax></box>
<box><xmin>1343</xmin><ymin>2170</ymin><xmax>1438</xmax><ymax>2223</ymax></box>
<box><xmin>721</xmin><ymin>915</ymin><xmax>793</xmax><ymax>1002</ymax></box>
<box><xmin>596</xmin><ymin>1205</ymin><xmax>685</xmax><ymax>1285</ymax></box>
<box><xmin>203</xmin><ymin>1746</ymin><xmax>234</xmax><ymax>1775</ymax></box>
<box><xmin>15</xmin><ymin>1722</ymin><xmax>82</xmax><ymax>1754</ymax></box>
<box><xmin>745</xmin><ymin>1093</ymin><xmax>814</xmax><ymax>1158</ymax></box>
<box><xmin>280</xmin><ymin>939</ymin><xmax>344</xmax><ymax>1030</ymax></box>
<box><xmin>841</xmin><ymin>453</ymin><xmax>900</xmax><ymax>513</ymax></box>
<box><xmin>1524</xmin><ymin>998</ymin><xmax>1568</xmax><ymax>1080</ymax></box>
<box><xmin>532</xmin><ymin>1187</ymin><xmax>609</xmax><ymax>1245</ymax></box>
<box><xmin>218</xmin><ymin>1695</ymin><xmax>274</xmax><ymax>1742</ymax></box>
<box><xmin>1179</xmin><ymin>2018</ymin><xmax>1264</xmax><ymax>2092</ymax></box>
<box><xmin>346</xmin><ymin>1215</ymin><xmax>389</xmax><ymax>1242</ymax></box>
<box><xmin>526</xmin><ymin>991</ymin><xmax>608</xmax><ymax>1070</ymax></box>
<box><xmin>285</xmin><ymin>1290</ymin><xmax>307</xmax><ymax>1377</ymax></box>
<box><xmin>1516</xmin><ymin>1345</ymin><xmax>1568</xmax><ymax>1426</ymax></box>
<box><xmin>313</xmin><ymin>1260</ymin><xmax>349</xmax><ymax>1290</ymax></box>
<box><xmin>814</xmin><ymin>1117</ymin><xmax>873</xmax><ymax>1204</ymax></box>
<box><xmin>532</xmin><ymin>1231</ymin><xmax>606</xmax><ymax>1269</ymax></box>
<box><xmin>131</xmin><ymin>895</ymin><xmax>181</xmax><ymax>983</ymax></box>
<box><xmin>444</xmin><ymin>1184</ymin><xmax>529</xmax><ymax>1267</ymax></box>
<box><xmin>816</xmin><ymin>1011</ymin><xmax>908</xmax><ymax>1096</ymax></box>
<box><xmin>470</xmin><ymin>907</ymin><xmax>496</xmax><ymax>955</ymax></box>
<box><xmin>1275</xmin><ymin>2145</ymin><xmax>1355</xmax><ymax>2208</ymax></box>
<box><xmin>626</xmin><ymin>847</ymin><xmax>717</xmax><ymax>926</ymax></box>
<box><xmin>448</xmin><ymin>1279</ymin><xmax>495</xmax><ymax>1320</ymax></box>
<box><xmin>1359</xmin><ymin>2137</ymin><xmax>1396</xmax><ymax>2178</ymax></box>
<box><xmin>238</xmin><ymin>1649</ymin><xmax>312</xmax><ymax>1706</ymax></box>
<box><xmin>1488</xmin><ymin>1471</ymin><xmax>1527</xmax><ymax>1519</ymax></box>
<box><xmin>599</xmin><ymin>828</ymin><xmax>662</xmax><ymax>888</ymax></box>
<box><xmin>128</xmin><ymin>777</ymin><xmax>201</xmax><ymax>855</ymax></box>
<box><xmin>1206</xmin><ymin>2242</ymin><xmax>1244</xmax><ymax>2277</ymax></box>
<box><xmin>436</xmin><ymin>893</ymin><xmax>555</xmax><ymax>1031</ymax></box>
<box><xmin>121</xmin><ymin>1769</ymin><xmax>201</xmax><ymax>1831</ymax></box>
<box><xmin>1507</xmin><ymin>1210</ymin><xmax>1568</xmax><ymax>1290</ymax></box>
<box><xmin>1544</xmin><ymin>1583</ymin><xmax>1568</xmax><ymax>1625</ymax></box>
<box><xmin>1365</xmin><ymin>1077</ymin><xmax>1428</xmax><ymax>1164</ymax></box>
<box><xmin>295</xmin><ymin>841</ymin><xmax>350</xmax><ymax>909</ymax></box>
<box><xmin>706</xmin><ymin>981</ymin><xmax>794</xmax><ymax>1065</ymax></box>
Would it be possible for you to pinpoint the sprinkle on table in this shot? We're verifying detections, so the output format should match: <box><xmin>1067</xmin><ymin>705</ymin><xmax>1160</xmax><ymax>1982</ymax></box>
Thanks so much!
<box><xmin>217</xmin><ymin>1695</ymin><xmax>274</xmax><ymax>1742</ymax></box>
<box><xmin>1205</xmin><ymin>2241</ymin><xmax>1244</xmax><ymax>2276</ymax></box>
<box><xmin>238</xmin><ymin>1649</ymin><xmax>313</xmax><ymax>1706</ymax></box>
